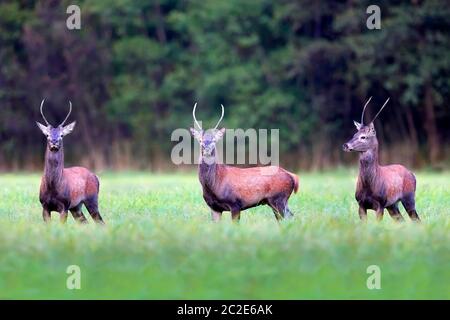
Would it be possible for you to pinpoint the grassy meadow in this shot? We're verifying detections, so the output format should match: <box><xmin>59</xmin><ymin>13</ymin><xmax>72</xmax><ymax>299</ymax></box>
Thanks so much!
<box><xmin>0</xmin><ymin>171</ymin><xmax>448</xmax><ymax>299</ymax></box>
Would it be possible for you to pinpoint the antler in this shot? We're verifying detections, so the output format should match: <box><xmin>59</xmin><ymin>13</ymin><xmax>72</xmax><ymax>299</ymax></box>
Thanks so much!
<box><xmin>192</xmin><ymin>103</ymin><xmax>225</xmax><ymax>130</ymax></box>
<box><xmin>40</xmin><ymin>99</ymin><xmax>50</xmax><ymax>126</ymax></box>
<box><xmin>192</xmin><ymin>102</ymin><xmax>202</xmax><ymax>130</ymax></box>
<box><xmin>213</xmin><ymin>104</ymin><xmax>224</xmax><ymax>130</ymax></box>
<box><xmin>361</xmin><ymin>96</ymin><xmax>372</xmax><ymax>125</ymax></box>
<box><xmin>59</xmin><ymin>100</ymin><xmax>72</xmax><ymax>127</ymax></box>
<box><xmin>370</xmin><ymin>97</ymin><xmax>390</xmax><ymax>123</ymax></box>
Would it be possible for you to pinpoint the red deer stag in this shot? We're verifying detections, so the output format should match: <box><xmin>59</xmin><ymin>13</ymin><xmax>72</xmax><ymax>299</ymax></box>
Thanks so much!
<box><xmin>36</xmin><ymin>99</ymin><xmax>105</xmax><ymax>224</ymax></box>
<box><xmin>190</xmin><ymin>103</ymin><xmax>299</xmax><ymax>222</ymax></box>
<box><xmin>342</xmin><ymin>97</ymin><xmax>420</xmax><ymax>222</ymax></box>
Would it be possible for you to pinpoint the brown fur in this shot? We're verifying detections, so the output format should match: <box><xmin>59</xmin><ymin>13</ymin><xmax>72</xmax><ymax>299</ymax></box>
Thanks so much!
<box><xmin>344</xmin><ymin>122</ymin><xmax>420</xmax><ymax>222</ymax></box>
<box><xmin>38</xmin><ymin>133</ymin><xmax>104</xmax><ymax>224</ymax></box>
<box><xmin>355</xmin><ymin>162</ymin><xmax>417</xmax><ymax>208</ymax></box>
<box><xmin>40</xmin><ymin>166</ymin><xmax>99</xmax><ymax>209</ymax></box>
<box><xmin>378</xmin><ymin>165</ymin><xmax>416</xmax><ymax>205</ymax></box>
<box><xmin>214</xmin><ymin>165</ymin><xmax>298</xmax><ymax>209</ymax></box>
<box><xmin>190</xmin><ymin>106</ymin><xmax>299</xmax><ymax>222</ymax></box>
<box><xmin>195</xmin><ymin>143</ymin><xmax>299</xmax><ymax>222</ymax></box>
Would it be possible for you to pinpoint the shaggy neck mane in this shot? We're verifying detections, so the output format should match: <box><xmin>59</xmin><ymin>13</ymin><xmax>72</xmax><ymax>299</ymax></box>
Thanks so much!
<box><xmin>44</xmin><ymin>144</ymin><xmax>64</xmax><ymax>190</ymax></box>
<box><xmin>358</xmin><ymin>143</ymin><xmax>380</xmax><ymax>188</ymax></box>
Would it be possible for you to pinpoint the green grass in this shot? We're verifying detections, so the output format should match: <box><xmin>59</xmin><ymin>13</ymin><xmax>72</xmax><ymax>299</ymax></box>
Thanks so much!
<box><xmin>0</xmin><ymin>171</ymin><xmax>449</xmax><ymax>299</ymax></box>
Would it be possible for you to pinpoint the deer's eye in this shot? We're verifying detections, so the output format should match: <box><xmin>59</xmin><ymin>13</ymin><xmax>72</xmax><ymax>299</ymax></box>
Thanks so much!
<box><xmin>360</xmin><ymin>136</ymin><xmax>366</xmax><ymax>140</ymax></box>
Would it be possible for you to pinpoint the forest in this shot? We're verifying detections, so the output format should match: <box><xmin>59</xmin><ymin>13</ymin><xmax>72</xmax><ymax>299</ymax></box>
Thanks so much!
<box><xmin>0</xmin><ymin>0</ymin><xmax>449</xmax><ymax>171</ymax></box>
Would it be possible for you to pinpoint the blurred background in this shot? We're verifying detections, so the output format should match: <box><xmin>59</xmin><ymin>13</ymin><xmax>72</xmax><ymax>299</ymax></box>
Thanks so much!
<box><xmin>0</xmin><ymin>0</ymin><xmax>449</xmax><ymax>172</ymax></box>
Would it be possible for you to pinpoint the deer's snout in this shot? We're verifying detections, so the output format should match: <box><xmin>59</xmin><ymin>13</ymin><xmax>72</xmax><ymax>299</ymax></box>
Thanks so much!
<box><xmin>49</xmin><ymin>140</ymin><xmax>60</xmax><ymax>151</ymax></box>
<box><xmin>342</xmin><ymin>143</ymin><xmax>352</xmax><ymax>152</ymax></box>
<box><xmin>202</xmin><ymin>146</ymin><xmax>214</xmax><ymax>156</ymax></box>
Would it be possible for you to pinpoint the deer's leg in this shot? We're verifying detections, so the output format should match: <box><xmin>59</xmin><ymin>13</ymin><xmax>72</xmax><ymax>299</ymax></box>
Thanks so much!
<box><xmin>211</xmin><ymin>210</ymin><xmax>222</xmax><ymax>222</ymax></box>
<box><xmin>271</xmin><ymin>208</ymin><xmax>282</xmax><ymax>221</ymax></box>
<box><xmin>267</xmin><ymin>198</ymin><xmax>281</xmax><ymax>221</ymax></box>
<box><xmin>84</xmin><ymin>196</ymin><xmax>105</xmax><ymax>225</ymax></box>
<box><xmin>267</xmin><ymin>199</ymin><xmax>283</xmax><ymax>221</ymax></box>
<box><xmin>268</xmin><ymin>195</ymin><xmax>289</xmax><ymax>220</ymax></box>
<box><xmin>406</xmin><ymin>209</ymin><xmax>420</xmax><ymax>222</ymax></box>
<box><xmin>285</xmin><ymin>192</ymin><xmax>296</xmax><ymax>218</ymax></box>
<box><xmin>386</xmin><ymin>204</ymin><xmax>404</xmax><ymax>222</ymax></box>
<box><xmin>375</xmin><ymin>207</ymin><xmax>384</xmax><ymax>222</ymax></box>
<box><xmin>70</xmin><ymin>204</ymin><xmax>88</xmax><ymax>224</ymax></box>
<box><xmin>401</xmin><ymin>193</ymin><xmax>421</xmax><ymax>222</ymax></box>
<box><xmin>42</xmin><ymin>208</ymin><xmax>51</xmax><ymax>223</ymax></box>
<box><xmin>358</xmin><ymin>205</ymin><xmax>367</xmax><ymax>222</ymax></box>
<box><xmin>60</xmin><ymin>211</ymin><xmax>69</xmax><ymax>224</ymax></box>
<box><xmin>284</xmin><ymin>206</ymin><xmax>294</xmax><ymax>219</ymax></box>
<box><xmin>268</xmin><ymin>202</ymin><xmax>282</xmax><ymax>221</ymax></box>
<box><xmin>231</xmin><ymin>210</ymin><xmax>241</xmax><ymax>222</ymax></box>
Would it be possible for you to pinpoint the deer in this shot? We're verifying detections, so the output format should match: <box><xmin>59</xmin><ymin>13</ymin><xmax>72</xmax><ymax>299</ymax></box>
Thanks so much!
<box><xmin>189</xmin><ymin>103</ymin><xmax>299</xmax><ymax>222</ymax></box>
<box><xmin>36</xmin><ymin>99</ymin><xmax>105</xmax><ymax>224</ymax></box>
<box><xmin>342</xmin><ymin>97</ymin><xmax>420</xmax><ymax>222</ymax></box>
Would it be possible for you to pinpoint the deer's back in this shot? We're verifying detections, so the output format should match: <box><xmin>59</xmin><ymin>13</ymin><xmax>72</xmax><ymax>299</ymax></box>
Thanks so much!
<box><xmin>64</xmin><ymin>166</ymin><xmax>99</xmax><ymax>207</ymax></box>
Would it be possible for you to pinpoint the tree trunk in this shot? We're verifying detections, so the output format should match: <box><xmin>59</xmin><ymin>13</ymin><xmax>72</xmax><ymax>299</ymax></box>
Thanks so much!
<box><xmin>154</xmin><ymin>3</ymin><xmax>167</xmax><ymax>44</ymax></box>
<box><xmin>404</xmin><ymin>105</ymin><xmax>419</xmax><ymax>166</ymax></box>
<box><xmin>424</xmin><ymin>83</ymin><xmax>440</xmax><ymax>166</ymax></box>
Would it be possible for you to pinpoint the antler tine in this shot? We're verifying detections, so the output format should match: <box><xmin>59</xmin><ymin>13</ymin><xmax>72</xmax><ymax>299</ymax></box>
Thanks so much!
<box><xmin>213</xmin><ymin>104</ymin><xmax>225</xmax><ymax>130</ymax></box>
<box><xmin>192</xmin><ymin>102</ymin><xmax>202</xmax><ymax>130</ymax></box>
<box><xmin>60</xmin><ymin>100</ymin><xmax>72</xmax><ymax>127</ymax></box>
<box><xmin>371</xmin><ymin>97</ymin><xmax>390</xmax><ymax>123</ymax></box>
<box><xmin>40</xmin><ymin>98</ymin><xmax>50</xmax><ymax>126</ymax></box>
<box><xmin>361</xmin><ymin>96</ymin><xmax>372</xmax><ymax>125</ymax></box>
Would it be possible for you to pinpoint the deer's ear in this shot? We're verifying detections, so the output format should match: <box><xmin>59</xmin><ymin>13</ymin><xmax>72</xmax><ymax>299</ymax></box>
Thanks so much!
<box><xmin>213</xmin><ymin>128</ymin><xmax>226</xmax><ymax>141</ymax></box>
<box><xmin>190</xmin><ymin>128</ymin><xmax>202</xmax><ymax>141</ymax></box>
<box><xmin>36</xmin><ymin>122</ymin><xmax>49</xmax><ymax>135</ymax></box>
<box><xmin>353</xmin><ymin>121</ymin><xmax>362</xmax><ymax>130</ymax></box>
<box><xmin>62</xmin><ymin>121</ymin><xmax>76</xmax><ymax>136</ymax></box>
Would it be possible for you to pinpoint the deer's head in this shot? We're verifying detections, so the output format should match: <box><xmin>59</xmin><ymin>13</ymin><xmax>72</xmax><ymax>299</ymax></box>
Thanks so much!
<box><xmin>343</xmin><ymin>97</ymin><xmax>389</xmax><ymax>152</ymax></box>
<box><xmin>36</xmin><ymin>99</ymin><xmax>76</xmax><ymax>152</ymax></box>
<box><xmin>190</xmin><ymin>103</ymin><xmax>225</xmax><ymax>158</ymax></box>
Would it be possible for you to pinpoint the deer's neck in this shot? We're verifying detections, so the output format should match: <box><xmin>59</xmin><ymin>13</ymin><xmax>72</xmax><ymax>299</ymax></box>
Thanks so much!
<box><xmin>44</xmin><ymin>146</ymin><xmax>64</xmax><ymax>189</ymax></box>
<box><xmin>198</xmin><ymin>150</ymin><xmax>219</xmax><ymax>191</ymax></box>
<box><xmin>358</xmin><ymin>145</ymin><xmax>380</xmax><ymax>188</ymax></box>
